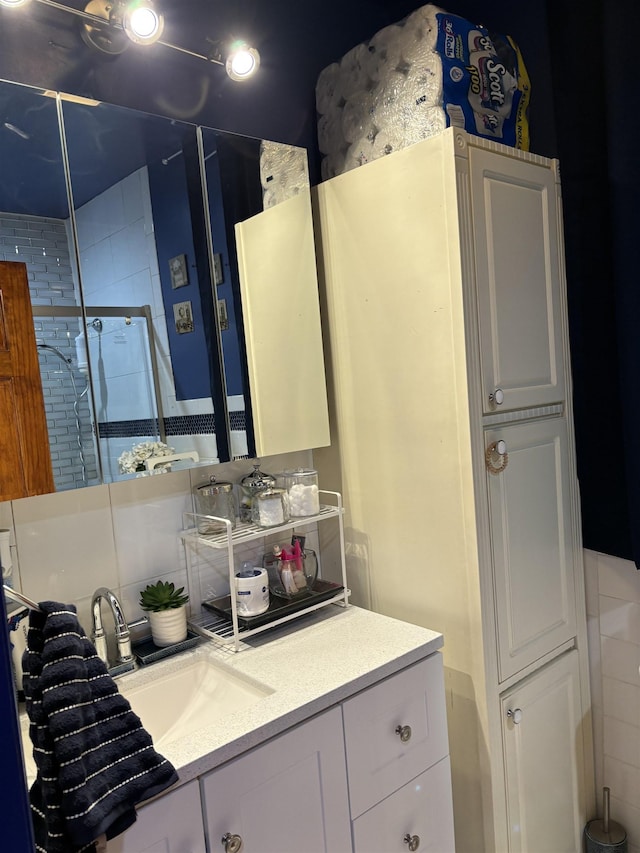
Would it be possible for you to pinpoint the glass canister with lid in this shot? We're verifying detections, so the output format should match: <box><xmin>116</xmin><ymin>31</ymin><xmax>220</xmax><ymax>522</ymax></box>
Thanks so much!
<box><xmin>251</xmin><ymin>487</ymin><xmax>290</xmax><ymax>528</ymax></box>
<box><xmin>281</xmin><ymin>467</ymin><xmax>321</xmax><ymax>517</ymax></box>
<box><xmin>239</xmin><ymin>462</ymin><xmax>276</xmax><ymax>523</ymax></box>
<box><xmin>193</xmin><ymin>475</ymin><xmax>237</xmax><ymax>534</ymax></box>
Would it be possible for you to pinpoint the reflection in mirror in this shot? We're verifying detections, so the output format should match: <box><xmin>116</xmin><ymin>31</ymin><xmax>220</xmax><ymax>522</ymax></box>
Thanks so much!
<box><xmin>60</xmin><ymin>96</ymin><xmax>227</xmax><ymax>482</ymax></box>
<box><xmin>200</xmin><ymin>127</ymin><xmax>310</xmax><ymax>460</ymax></box>
<box><xmin>0</xmin><ymin>80</ymin><xmax>99</xmax><ymax>492</ymax></box>
<box><xmin>1</xmin><ymin>77</ymin><xmax>318</xmax><ymax>495</ymax></box>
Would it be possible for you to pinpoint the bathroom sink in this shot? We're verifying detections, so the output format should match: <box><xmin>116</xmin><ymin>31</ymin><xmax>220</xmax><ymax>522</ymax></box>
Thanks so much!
<box><xmin>19</xmin><ymin>652</ymin><xmax>272</xmax><ymax>780</ymax></box>
<box><xmin>117</xmin><ymin>654</ymin><xmax>272</xmax><ymax>749</ymax></box>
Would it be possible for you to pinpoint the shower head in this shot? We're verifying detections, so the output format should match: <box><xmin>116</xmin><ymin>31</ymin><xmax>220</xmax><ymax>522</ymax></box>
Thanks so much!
<box><xmin>87</xmin><ymin>318</ymin><xmax>103</xmax><ymax>332</ymax></box>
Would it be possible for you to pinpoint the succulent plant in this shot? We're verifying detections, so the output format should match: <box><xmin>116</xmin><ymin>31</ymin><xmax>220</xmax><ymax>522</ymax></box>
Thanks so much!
<box><xmin>139</xmin><ymin>580</ymin><xmax>189</xmax><ymax>612</ymax></box>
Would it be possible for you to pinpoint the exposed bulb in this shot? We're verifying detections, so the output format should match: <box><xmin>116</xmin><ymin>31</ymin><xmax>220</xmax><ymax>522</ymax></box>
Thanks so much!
<box><xmin>226</xmin><ymin>41</ymin><xmax>260</xmax><ymax>81</ymax></box>
<box><xmin>122</xmin><ymin>0</ymin><xmax>164</xmax><ymax>45</ymax></box>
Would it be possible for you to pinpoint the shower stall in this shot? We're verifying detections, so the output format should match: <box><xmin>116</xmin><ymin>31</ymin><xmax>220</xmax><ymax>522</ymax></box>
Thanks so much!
<box><xmin>33</xmin><ymin>304</ymin><xmax>164</xmax><ymax>490</ymax></box>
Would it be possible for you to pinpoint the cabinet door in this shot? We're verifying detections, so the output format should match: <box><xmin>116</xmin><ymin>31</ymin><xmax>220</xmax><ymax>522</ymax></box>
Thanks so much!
<box><xmin>352</xmin><ymin>757</ymin><xmax>455</xmax><ymax>853</ymax></box>
<box><xmin>469</xmin><ymin>148</ymin><xmax>565</xmax><ymax>413</ymax></box>
<box><xmin>106</xmin><ymin>780</ymin><xmax>206</xmax><ymax>853</ymax></box>
<box><xmin>486</xmin><ymin>418</ymin><xmax>576</xmax><ymax>681</ymax></box>
<box><xmin>201</xmin><ymin>707</ymin><xmax>352</xmax><ymax>853</ymax></box>
<box><xmin>501</xmin><ymin>650</ymin><xmax>585</xmax><ymax>853</ymax></box>
<box><xmin>235</xmin><ymin>192</ymin><xmax>330</xmax><ymax>457</ymax></box>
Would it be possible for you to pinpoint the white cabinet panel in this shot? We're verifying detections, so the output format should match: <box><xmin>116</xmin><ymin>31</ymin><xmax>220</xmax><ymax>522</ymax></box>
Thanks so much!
<box><xmin>342</xmin><ymin>655</ymin><xmax>449</xmax><ymax>818</ymax></box>
<box><xmin>470</xmin><ymin>147</ymin><xmax>565</xmax><ymax>413</ymax></box>
<box><xmin>352</xmin><ymin>757</ymin><xmax>455</xmax><ymax>853</ymax></box>
<box><xmin>501</xmin><ymin>651</ymin><xmax>585</xmax><ymax>853</ymax></box>
<box><xmin>107</xmin><ymin>780</ymin><xmax>205</xmax><ymax>853</ymax></box>
<box><xmin>487</xmin><ymin>418</ymin><xmax>576</xmax><ymax>680</ymax></box>
<box><xmin>200</xmin><ymin>707</ymin><xmax>352</xmax><ymax>853</ymax></box>
<box><xmin>235</xmin><ymin>192</ymin><xmax>330</xmax><ymax>457</ymax></box>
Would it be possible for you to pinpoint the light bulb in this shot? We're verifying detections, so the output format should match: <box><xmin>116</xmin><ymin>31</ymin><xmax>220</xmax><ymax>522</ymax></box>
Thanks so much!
<box><xmin>122</xmin><ymin>0</ymin><xmax>163</xmax><ymax>45</ymax></box>
<box><xmin>225</xmin><ymin>41</ymin><xmax>260</xmax><ymax>81</ymax></box>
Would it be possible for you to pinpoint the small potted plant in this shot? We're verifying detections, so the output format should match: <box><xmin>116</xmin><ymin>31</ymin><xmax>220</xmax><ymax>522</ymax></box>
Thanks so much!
<box><xmin>139</xmin><ymin>580</ymin><xmax>189</xmax><ymax>648</ymax></box>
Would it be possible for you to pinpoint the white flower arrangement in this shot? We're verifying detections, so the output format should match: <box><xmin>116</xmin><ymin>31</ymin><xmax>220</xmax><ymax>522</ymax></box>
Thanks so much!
<box><xmin>118</xmin><ymin>441</ymin><xmax>175</xmax><ymax>474</ymax></box>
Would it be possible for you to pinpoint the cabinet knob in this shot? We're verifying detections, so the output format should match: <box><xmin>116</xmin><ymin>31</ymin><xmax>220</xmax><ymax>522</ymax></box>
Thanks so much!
<box><xmin>507</xmin><ymin>708</ymin><xmax>523</xmax><ymax>725</ymax></box>
<box><xmin>221</xmin><ymin>832</ymin><xmax>243</xmax><ymax>853</ymax></box>
<box><xmin>489</xmin><ymin>388</ymin><xmax>504</xmax><ymax>406</ymax></box>
<box><xmin>395</xmin><ymin>724</ymin><xmax>412</xmax><ymax>743</ymax></box>
<box><xmin>485</xmin><ymin>440</ymin><xmax>509</xmax><ymax>475</ymax></box>
<box><xmin>403</xmin><ymin>833</ymin><xmax>420</xmax><ymax>851</ymax></box>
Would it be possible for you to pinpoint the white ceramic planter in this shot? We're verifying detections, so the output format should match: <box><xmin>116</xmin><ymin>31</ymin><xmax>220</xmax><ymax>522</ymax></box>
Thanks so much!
<box><xmin>148</xmin><ymin>606</ymin><xmax>188</xmax><ymax>648</ymax></box>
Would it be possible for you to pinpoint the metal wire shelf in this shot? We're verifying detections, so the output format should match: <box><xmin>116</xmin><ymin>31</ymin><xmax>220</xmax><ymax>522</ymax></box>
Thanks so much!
<box><xmin>180</xmin><ymin>490</ymin><xmax>349</xmax><ymax>651</ymax></box>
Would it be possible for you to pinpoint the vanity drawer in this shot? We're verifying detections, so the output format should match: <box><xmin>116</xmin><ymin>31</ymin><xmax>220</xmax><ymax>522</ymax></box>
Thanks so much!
<box><xmin>353</xmin><ymin>757</ymin><xmax>455</xmax><ymax>853</ymax></box>
<box><xmin>352</xmin><ymin>756</ymin><xmax>455</xmax><ymax>853</ymax></box>
<box><xmin>342</xmin><ymin>654</ymin><xmax>448</xmax><ymax>818</ymax></box>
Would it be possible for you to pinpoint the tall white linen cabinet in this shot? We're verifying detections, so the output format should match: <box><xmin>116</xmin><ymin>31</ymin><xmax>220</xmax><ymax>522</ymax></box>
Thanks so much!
<box><xmin>313</xmin><ymin>128</ymin><xmax>595</xmax><ymax>853</ymax></box>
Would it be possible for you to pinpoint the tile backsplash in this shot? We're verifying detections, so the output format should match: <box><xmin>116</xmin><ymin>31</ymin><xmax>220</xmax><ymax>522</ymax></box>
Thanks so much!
<box><xmin>584</xmin><ymin>548</ymin><xmax>640</xmax><ymax>853</ymax></box>
<box><xmin>2</xmin><ymin>451</ymin><xmax>313</xmax><ymax>638</ymax></box>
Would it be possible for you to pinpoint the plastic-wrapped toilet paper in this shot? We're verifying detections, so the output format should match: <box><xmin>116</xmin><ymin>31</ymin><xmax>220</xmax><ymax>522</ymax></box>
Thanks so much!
<box><xmin>344</xmin><ymin>136</ymin><xmax>375</xmax><ymax>171</ymax></box>
<box><xmin>259</xmin><ymin>140</ymin><xmax>309</xmax><ymax>209</ymax></box>
<box><xmin>370</xmin><ymin>126</ymin><xmax>405</xmax><ymax>159</ymax></box>
<box><xmin>405</xmin><ymin>4</ymin><xmax>443</xmax><ymax>50</ymax></box>
<box><xmin>342</xmin><ymin>90</ymin><xmax>376</xmax><ymax>144</ymax></box>
<box><xmin>367</xmin><ymin>25</ymin><xmax>403</xmax><ymax>81</ymax></box>
<box><xmin>315</xmin><ymin>3</ymin><xmax>530</xmax><ymax>179</ymax></box>
<box><xmin>321</xmin><ymin>149</ymin><xmax>347</xmax><ymax>181</ymax></box>
<box><xmin>339</xmin><ymin>43</ymin><xmax>372</xmax><ymax>101</ymax></box>
<box><xmin>316</xmin><ymin>62</ymin><xmax>344</xmax><ymax>116</ymax></box>
<box><xmin>318</xmin><ymin>109</ymin><xmax>345</xmax><ymax>155</ymax></box>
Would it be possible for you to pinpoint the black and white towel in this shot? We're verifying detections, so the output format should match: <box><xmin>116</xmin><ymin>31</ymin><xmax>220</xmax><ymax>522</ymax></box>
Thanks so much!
<box><xmin>22</xmin><ymin>601</ymin><xmax>179</xmax><ymax>853</ymax></box>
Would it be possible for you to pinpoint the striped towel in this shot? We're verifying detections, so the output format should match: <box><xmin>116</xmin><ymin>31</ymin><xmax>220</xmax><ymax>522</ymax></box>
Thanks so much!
<box><xmin>23</xmin><ymin>601</ymin><xmax>179</xmax><ymax>853</ymax></box>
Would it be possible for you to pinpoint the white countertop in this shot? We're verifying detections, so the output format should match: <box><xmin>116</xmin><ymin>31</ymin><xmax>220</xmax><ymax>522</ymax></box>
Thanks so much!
<box><xmin>19</xmin><ymin>604</ymin><xmax>443</xmax><ymax>787</ymax></box>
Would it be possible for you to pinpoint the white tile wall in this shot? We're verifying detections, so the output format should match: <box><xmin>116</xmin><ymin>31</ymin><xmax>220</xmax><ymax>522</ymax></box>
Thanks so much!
<box><xmin>586</xmin><ymin>548</ymin><xmax>640</xmax><ymax>853</ymax></box>
<box><xmin>2</xmin><ymin>450</ymin><xmax>313</xmax><ymax>643</ymax></box>
<box><xmin>75</xmin><ymin>165</ymin><xmax>220</xmax><ymax>437</ymax></box>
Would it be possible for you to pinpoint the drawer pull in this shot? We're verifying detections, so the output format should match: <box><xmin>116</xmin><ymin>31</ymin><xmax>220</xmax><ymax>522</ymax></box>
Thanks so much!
<box><xmin>395</xmin><ymin>724</ymin><xmax>412</xmax><ymax>743</ymax></box>
<box><xmin>403</xmin><ymin>832</ymin><xmax>420</xmax><ymax>851</ymax></box>
<box><xmin>507</xmin><ymin>708</ymin><xmax>523</xmax><ymax>725</ymax></box>
<box><xmin>221</xmin><ymin>832</ymin><xmax>243</xmax><ymax>853</ymax></box>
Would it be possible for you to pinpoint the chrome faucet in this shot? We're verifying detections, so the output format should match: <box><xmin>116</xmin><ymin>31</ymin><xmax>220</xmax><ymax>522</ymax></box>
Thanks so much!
<box><xmin>91</xmin><ymin>587</ymin><xmax>137</xmax><ymax>675</ymax></box>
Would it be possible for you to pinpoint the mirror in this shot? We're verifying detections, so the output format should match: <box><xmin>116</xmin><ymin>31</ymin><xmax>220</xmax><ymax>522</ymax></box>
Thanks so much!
<box><xmin>61</xmin><ymin>95</ymin><xmax>226</xmax><ymax>482</ymax></box>
<box><xmin>0</xmin><ymin>80</ymin><xmax>100</xmax><ymax>491</ymax></box>
<box><xmin>0</xmin><ymin>76</ymin><xmax>322</xmax><ymax>494</ymax></box>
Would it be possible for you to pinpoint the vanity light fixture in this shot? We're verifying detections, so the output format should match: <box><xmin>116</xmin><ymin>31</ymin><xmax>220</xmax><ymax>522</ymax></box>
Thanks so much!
<box><xmin>225</xmin><ymin>40</ymin><xmax>260</xmax><ymax>82</ymax></box>
<box><xmin>0</xmin><ymin>0</ymin><xmax>260</xmax><ymax>80</ymax></box>
<box><xmin>120</xmin><ymin>0</ymin><xmax>164</xmax><ymax>45</ymax></box>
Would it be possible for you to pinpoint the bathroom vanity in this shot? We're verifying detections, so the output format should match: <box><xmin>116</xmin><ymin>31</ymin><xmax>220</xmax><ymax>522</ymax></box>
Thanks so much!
<box><xmin>19</xmin><ymin>606</ymin><xmax>453</xmax><ymax>853</ymax></box>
